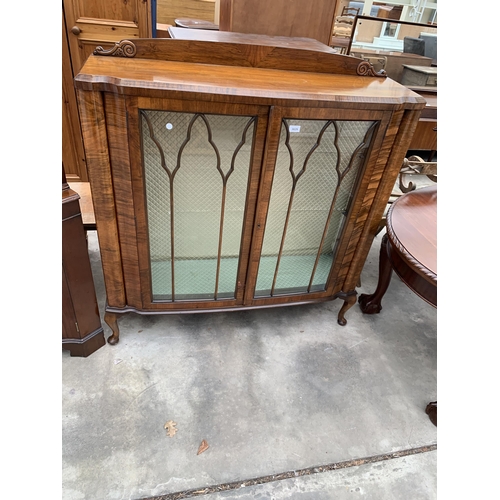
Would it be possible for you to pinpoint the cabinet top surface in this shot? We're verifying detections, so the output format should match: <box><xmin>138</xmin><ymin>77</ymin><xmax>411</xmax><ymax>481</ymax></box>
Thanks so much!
<box><xmin>76</xmin><ymin>56</ymin><xmax>425</xmax><ymax>108</ymax></box>
<box><xmin>75</xmin><ymin>39</ymin><xmax>425</xmax><ymax>109</ymax></box>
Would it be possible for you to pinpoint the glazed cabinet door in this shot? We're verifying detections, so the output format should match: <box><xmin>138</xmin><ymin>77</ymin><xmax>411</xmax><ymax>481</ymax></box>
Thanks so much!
<box><xmin>246</xmin><ymin>107</ymin><xmax>393</xmax><ymax>306</ymax></box>
<box><xmin>123</xmin><ymin>97</ymin><xmax>270</xmax><ymax>310</ymax></box>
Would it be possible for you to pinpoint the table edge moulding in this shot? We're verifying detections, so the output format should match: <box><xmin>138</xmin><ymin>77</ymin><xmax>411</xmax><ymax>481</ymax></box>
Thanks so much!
<box><xmin>74</xmin><ymin>38</ymin><xmax>426</xmax><ymax>345</ymax></box>
<box><xmin>358</xmin><ymin>184</ymin><xmax>437</xmax><ymax>313</ymax></box>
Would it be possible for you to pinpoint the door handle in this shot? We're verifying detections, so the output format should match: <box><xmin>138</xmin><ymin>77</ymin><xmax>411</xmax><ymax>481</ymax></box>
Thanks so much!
<box><xmin>71</xmin><ymin>26</ymin><xmax>81</xmax><ymax>36</ymax></box>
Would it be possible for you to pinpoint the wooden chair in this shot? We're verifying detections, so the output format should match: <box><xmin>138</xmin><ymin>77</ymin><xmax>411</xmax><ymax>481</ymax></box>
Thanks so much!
<box><xmin>376</xmin><ymin>155</ymin><xmax>437</xmax><ymax>234</ymax></box>
<box><xmin>342</xmin><ymin>6</ymin><xmax>360</xmax><ymax>16</ymax></box>
<box><xmin>330</xmin><ymin>7</ymin><xmax>359</xmax><ymax>54</ymax></box>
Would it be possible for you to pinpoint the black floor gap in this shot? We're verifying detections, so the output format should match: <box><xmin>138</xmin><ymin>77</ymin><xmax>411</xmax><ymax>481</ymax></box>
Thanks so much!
<box><xmin>138</xmin><ymin>443</ymin><xmax>437</xmax><ymax>500</ymax></box>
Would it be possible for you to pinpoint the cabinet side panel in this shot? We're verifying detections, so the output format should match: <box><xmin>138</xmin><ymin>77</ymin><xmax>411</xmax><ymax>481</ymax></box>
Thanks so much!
<box><xmin>105</xmin><ymin>94</ymin><xmax>143</xmax><ymax>309</ymax></box>
<box><xmin>77</xmin><ymin>89</ymin><xmax>126</xmax><ymax>308</ymax></box>
<box><xmin>331</xmin><ymin>111</ymin><xmax>398</xmax><ymax>291</ymax></box>
<box><xmin>343</xmin><ymin>109</ymin><xmax>422</xmax><ymax>289</ymax></box>
<box><xmin>324</xmin><ymin>113</ymin><xmax>390</xmax><ymax>295</ymax></box>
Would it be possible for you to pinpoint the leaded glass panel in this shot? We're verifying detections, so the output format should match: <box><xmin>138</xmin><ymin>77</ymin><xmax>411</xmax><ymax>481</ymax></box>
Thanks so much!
<box><xmin>141</xmin><ymin>110</ymin><xmax>255</xmax><ymax>301</ymax></box>
<box><xmin>255</xmin><ymin>118</ymin><xmax>376</xmax><ymax>297</ymax></box>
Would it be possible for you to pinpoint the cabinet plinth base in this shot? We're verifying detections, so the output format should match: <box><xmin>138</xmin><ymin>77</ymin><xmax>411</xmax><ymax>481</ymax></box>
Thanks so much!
<box><xmin>103</xmin><ymin>293</ymin><xmax>358</xmax><ymax>344</ymax></box>
<box><xmin>62</xmin><ymin>327</ymin><xmax>106</xmax><ymax>357</ymax></box>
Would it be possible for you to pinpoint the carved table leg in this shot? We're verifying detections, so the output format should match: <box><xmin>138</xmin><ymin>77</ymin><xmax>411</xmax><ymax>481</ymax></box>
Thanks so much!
<box><xmin>104</xmin><ymin>311</ymin><xmax>120</xmax><ymax>345</ymax></box>
<box><xmin>337</xmin><ymin>292</ymin><xmax>357</xmax><ymax>326</ymax></box>
<box><xmin>425</xmin><ymin>401</ymin><xmax>437</xmax><ymax>426</ymax></box>
<box><xmin>358</xmin><ymin>233</ymin><xmax>393</xmax><ymax>314</ymax></box>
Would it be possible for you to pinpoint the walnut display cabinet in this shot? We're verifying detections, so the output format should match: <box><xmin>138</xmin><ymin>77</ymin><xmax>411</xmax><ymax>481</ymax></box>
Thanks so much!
<box><xmin>75</xmin><ymin>38</ymin><xmax>425</xmax><ymax>345</ymax></box>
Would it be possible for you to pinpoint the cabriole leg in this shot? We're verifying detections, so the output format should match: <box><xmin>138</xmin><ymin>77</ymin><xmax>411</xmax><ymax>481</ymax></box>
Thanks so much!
<box><xmin>104</xmin><ymin>311</ymin><xmax>120</xmax><ymax>345</ymax></box>
<box><xmin>358</xmin><ymin>233</ymin><xmax>392</xmax><ymax>314</ymax></box>
<box><xmin>337</xmin><ymin>293</ymin><xmax>357</xmax><ymax>326</ymax></box>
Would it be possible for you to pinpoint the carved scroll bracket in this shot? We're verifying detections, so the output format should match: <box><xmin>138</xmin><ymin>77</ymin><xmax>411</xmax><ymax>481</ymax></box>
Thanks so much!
<box><xmin>94</xmin><ymin>40</ymin><xmax>137</xmax><ymax>58</ymax></box>
<box><xmin>356</xmin><ymin>60</ymin><xmax>386</xmax><ymax>77</ymax></box>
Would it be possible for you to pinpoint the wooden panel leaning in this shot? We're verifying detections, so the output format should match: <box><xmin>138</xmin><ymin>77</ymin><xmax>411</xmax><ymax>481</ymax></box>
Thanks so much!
<box><xmin>75</xmin><ymin>37</ymin><xmax>425</xmax><ymax>344</ymax></box>
<box><xmin>218</xmin><ymin>0</ymin><xmax>338</xmax><ymax>46</ymax></box>
<box><xmin>62</xmin><ymin>172</ymin><xmax>105</xmax><ymax>357</ymax></box>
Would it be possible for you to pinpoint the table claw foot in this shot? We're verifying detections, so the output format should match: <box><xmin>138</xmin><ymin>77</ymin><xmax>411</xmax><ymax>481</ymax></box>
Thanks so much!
<box><xmin>358</xmin><ymin>293</ymin><xmax>383</xmax><ymax>314</ymax></box>
<box><xmin>425</xmin><ymin>401</ymin><xmax>437</xmax><ymax>426</ymax></box>
<box><xmin>104</xmin><ymin>312</ymin><xmax>120</xmax><ymax>345</ymax></box>
<box><xmin>337</xmin><ymin>293</ymin><xmax>357</xmax><ymax>326</ymax></box>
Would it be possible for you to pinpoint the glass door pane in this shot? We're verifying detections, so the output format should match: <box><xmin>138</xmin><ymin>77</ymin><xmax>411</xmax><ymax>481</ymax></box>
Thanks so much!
<box><xmin>255</xmin><ymin>118</ymin><xmax>376</xmax><ymax>297</ymax></box>
<box><xmin>141</xmin><ymin>110</ymin><xmax>256</xmax><ymax>301</ymax></box>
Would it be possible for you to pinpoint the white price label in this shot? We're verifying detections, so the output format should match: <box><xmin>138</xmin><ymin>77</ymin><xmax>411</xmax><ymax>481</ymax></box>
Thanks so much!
<box><xmin>289</xmin><ymin>125</ymin><xmax>301</xmax><ymax>133</ymax></box>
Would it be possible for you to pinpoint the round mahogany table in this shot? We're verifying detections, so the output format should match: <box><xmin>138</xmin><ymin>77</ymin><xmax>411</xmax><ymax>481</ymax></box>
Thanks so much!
<box><xmin>358</xmin><ymin>184</ymin><xmax>437</xmax><ymax>424</ymax></box>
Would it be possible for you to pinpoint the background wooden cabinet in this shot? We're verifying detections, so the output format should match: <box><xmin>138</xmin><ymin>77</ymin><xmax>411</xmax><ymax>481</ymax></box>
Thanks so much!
<box><xmin>219</xmin><ymin>0</ymin><xmax>338</xmax><ymax>45</ymax></box>
<box><xmin>62</xmin><ymin>0</ymin><xmax>152</xmax><ymax>181</ymax></box>
<box><xmin>63</xmin><ymin>12</ymin><xmax>88</xmax><ymax>181</ymax></box>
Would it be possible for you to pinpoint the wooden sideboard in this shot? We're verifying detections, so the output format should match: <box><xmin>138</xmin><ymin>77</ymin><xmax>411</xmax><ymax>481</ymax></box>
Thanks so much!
<box><xmin>350</xmin><ymin>48</ymin><xmax>433</xmax><ymax>83</ymax></box>
<box><xmin>75</xmin><ymin>38</ymin><xmax>425</xmax><ymax>344</ymax></box>
<box><xmin>401</xmin><ymin>65</ymin><xmax>437</xmax><ymax>87</ymax></box>
<box><xmin>407</xmin><ymin>87</ymin><xmax>437</xmax><ymax>160</ymax></box>
<box><xmin>62</xmin><ymin>0</ymin><xmax>152</xmax><ymax>181</ymax></box>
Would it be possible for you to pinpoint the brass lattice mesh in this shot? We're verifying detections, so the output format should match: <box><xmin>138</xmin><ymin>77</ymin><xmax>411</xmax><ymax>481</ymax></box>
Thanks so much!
<box><xmin>142</xmin><ymin>110</ymin><xmax>255</xmax><ymax>300</ymax></box>
<box><xmin>255</xmin><ymin>119</ymin><xmax>375</xmax><ymax>296</ymax></box>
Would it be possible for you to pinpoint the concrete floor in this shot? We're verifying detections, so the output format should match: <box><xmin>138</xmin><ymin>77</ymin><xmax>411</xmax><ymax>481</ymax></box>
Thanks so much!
<box><xmin>62</xmin><ymin>226</ymin><xmax>437</xmax><ymax>500</ymax></box>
